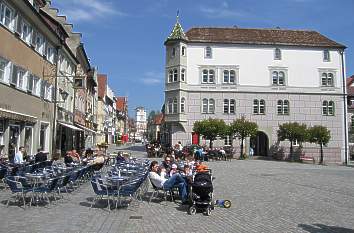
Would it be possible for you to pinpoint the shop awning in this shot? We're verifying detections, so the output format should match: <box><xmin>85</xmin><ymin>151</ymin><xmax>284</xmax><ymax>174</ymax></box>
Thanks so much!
<box><xmin>58</xmin><ymin>122</ymin><xmax>83</xmax><ymax>131</ymax></box>
<box><xmin>75</xmin><ymin>124</ymin><xmax>96</xmax><ymax>134</ymax></box>
<box><xmin>0</xmin><ymin>108</ymin><xmax>37</xmax><ymax>122</ymax></box>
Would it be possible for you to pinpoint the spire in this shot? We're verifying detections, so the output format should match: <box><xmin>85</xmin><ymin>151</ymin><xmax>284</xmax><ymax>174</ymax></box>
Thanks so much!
<box><xmin>166</xmin><ymin>10</ymin><xmax>187</xmax><ymax>42</ymax></box>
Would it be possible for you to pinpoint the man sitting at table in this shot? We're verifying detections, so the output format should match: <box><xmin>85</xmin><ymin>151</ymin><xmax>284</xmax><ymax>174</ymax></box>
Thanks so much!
<box><xmin>149</xmin><ymin>161</ymin><xmax>188</xmax><ymax>204</ymax></box>
<box><xmin>14</xmin><ymin>146</ymin><xmax>26</xmax><ymax>164</ymax></box>
<box><xmin>35</xmin><ymin>148</ymin><xmax>47</xmax><ymax>163</ymax></box>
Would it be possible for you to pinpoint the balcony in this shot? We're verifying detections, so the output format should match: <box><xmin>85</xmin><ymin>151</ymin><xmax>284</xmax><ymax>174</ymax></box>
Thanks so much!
<box><xmin>165</xmin><ymin>82</ymin><xmax>188</xmax><ymax>92</ymax></box>
<box><xmin>164</xmin><ymin>113</ymin><xmax>187</xmax><ymax>122</ymax></box>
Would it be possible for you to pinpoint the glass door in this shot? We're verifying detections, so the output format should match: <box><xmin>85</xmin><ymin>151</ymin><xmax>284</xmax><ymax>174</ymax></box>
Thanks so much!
<box><xmin>24</xmin><ymin>126</ymin><xmax>33</xmax><ymax>155</ymax></box>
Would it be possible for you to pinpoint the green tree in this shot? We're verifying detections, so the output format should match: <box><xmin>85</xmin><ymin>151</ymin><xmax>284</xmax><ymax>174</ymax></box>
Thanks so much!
<box><xmin>308</xmin><ymin>125</ymin><xmax>331</xmax><ymax>164</ymax></box>
<box><xmin>193</xmin><ymin>118</ymin><xmax>227</xmax><ymax>149</ymax></box>
<box><xmin>277</xmin><ymin>122</ymin><xmax>307</xmax><ymax>161</ymax></box>
<box><xmin>230</xmin><ymin>117</ymin><xmax>258</xmax><ymax>159</ymax></box>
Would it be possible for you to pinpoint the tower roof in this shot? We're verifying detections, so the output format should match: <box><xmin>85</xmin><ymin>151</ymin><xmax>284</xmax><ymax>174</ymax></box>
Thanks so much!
<box><xmin>165</xmin><ymin>14</ymin><xmax>187</xmax><ymax>44</ymax></box>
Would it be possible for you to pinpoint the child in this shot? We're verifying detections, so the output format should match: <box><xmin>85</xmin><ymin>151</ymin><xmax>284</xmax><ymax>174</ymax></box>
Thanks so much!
<box><xmin>169</xmin><ymin>163</ymin><xmax>178</xmax><ymax>177</ymax></box>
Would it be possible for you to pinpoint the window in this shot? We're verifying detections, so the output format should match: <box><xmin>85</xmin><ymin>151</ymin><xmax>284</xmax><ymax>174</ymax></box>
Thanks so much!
<box><xmin>272</xmin><ymin>71</ymin><xmax>285</xmax><ymax>85</ymax></box>
<box><xmin>173</xmin><ymin>98</ymin><xmax>178</xmax><ymax>114</ymax></box>
<box><xmin>40</xmin><ymin>80</ymin><xmax>47</xmax><ymax>98</ymax></box>
<box><xmin>253</xmin><ymin>99</ymin><xmax>265</xmax><ymax>114</ymax></box>
<box><xmin>205</xmin><ymin>46</ymin><xmax>212</xmax><ymax>58</ymax></box>
<box><xmin>0</xmin><ymin>57</ymin><xmax>10</xmax><ymax>83</ymax></box>
<box><xmin>223</xmin><ymin>99</ymin><xmax>235</xmax><ymax>114</ymax></box>
<box><xmin>202</xmin><ymin>69</ymin><xmax>215</xmax><ymax>83</ymax></box>
<box><xmin>202</xmin><ymin>99</ymin><xmax>215</xmax><ymax>114</ymax></box>
<box><xmin>223</xmin><ymin>70</ymin><xmax>236</xmax><ymax>83</ymax></box>
<box><xmin>11</xmin><ymin>66</ymin><xmax>27</xmax><ymax>90</ymax></box>
<box><xmin>181</xmin><ymin>69</ymin><xmax>185</xmax><ymax>82</ymax></box>
<box><xmin>321</xmin><ymin>72</ymin><xmax>334</xmax><ymax>87</ymax></box>
<box><xmin>181</xmin><ymin>46</ymin><xmax>186</xmax><ymax>56</ymax></box>
<box><xmin>21</xmin><ymin>20</ymin><xmax>32</xmax><ymax>44</ymax></box>
<box><xmin>224</xmin><ymin>136</ymin><xmax>232</xmax><ymax>146</ymax></box>
<box><xmin>32</xmin><ymin>76</ymin><xmax>40</xmax><ymax>96</ymax></box>
<box><xmin>277</xmin><ymin>100</ymin><xmax>289</xmax><ymax>115</ymax></box>
<box><xmin>46</xmin><ymin>84</ymin><xmax>53</xmax><ymax>101</ymax></box>
<box><xmin>47</xmin><ymin>44</ymin><xmax>55</xmax><ymax>63</ymax></box>
<box><xmin>35</xmin><ymin>32</ymin><xmax>44</xmax><ymax>55</ymax></box>
<box><xmin>0</xmin><ymin>2</ymin><xmax>14</xmax><ymax>30</ymax></box>
<box><xmin>202</xmin><ymin>98</ymin><xmax>208</xmax><ymax>113</ymax></box>
<box><xmin>323</xmin><ymin>50</ymin><xmax>330</xmax><ymax>62</ymax></box>
<box><xmin>181</xmin><ymin>97</ymin><xmax>185</xmax><ymax>113</ymax></box>
<box><xmin>274</xmin><ymin>48</ymin><xmax>281</xmax><ymax>60</ymax></box>
<box><xmin>168</xmin><ymin>98</ymin><xmax>173</xmax><ymax>114</ymax></box>
<box><xmin>322</xmin><ymin>101</ymin><xmax>335</xmax><ymax>116</ymax></box>
<box><xmin>27</xmin><ymin>74</ymin><xmax>33</xmax><ymax>92</ymax></box>
<box><xmin>172</xmin><ymin>47</ymin><xmax>176</xmax><ymax>57</ymax></box>
<box><xmin>173</xmin><ymin>69</ymin><xmax>178</xmax><ymax>82</ymax></box>
<box><xmin>209</xmin><ymin>99</ymin><xmax>215</xmax><ymax>113</ymax></box>
<box><xmin>168</xmin><ymin>70</ymin><xmax>173</xmax><ymax>83</ymax></box>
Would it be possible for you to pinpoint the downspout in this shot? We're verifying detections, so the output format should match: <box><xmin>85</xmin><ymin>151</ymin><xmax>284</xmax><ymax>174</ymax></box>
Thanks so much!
<box><xmin>52</xmin><ymin>44</ymin><xmax>61</xmax><ymax>158</ymax></box>
<box><xmin>340</xmin><ymin>50</ymin><xmax>348</xmax><ymax>165</ymax></box>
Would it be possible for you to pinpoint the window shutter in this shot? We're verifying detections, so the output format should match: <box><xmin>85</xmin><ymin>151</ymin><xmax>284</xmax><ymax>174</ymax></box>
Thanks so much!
<box><xmin>15</xmin><ymin>13</ymin><xmax>22</xmax><ymax>35</ymax></box>
<box><xmin>40</xmin><ymin>80</ymin><xmax>46</xmax><ymax>98</ymax></box>
<box><xmin>43</xmin><ymin>39</ymin><xmax>48</xmax><ymax>57</ymax></box>
<box><xmin>10</xmin><ymin>65</ymin><xmax>18</xmax><ymax>85</ymax></box>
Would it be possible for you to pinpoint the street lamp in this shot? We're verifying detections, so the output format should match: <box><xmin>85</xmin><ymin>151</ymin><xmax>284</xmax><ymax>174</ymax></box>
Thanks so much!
<box><xmin>59</xmin><ymin>89</ymin><xmax>69</xmax><ymax>103</ymax></box>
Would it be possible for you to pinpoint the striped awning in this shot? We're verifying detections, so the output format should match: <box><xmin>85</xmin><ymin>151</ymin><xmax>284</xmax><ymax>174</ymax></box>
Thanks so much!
<box><xmin>0</xmin><ymin>108</ymin><xmax>37</xmax><ymax>122</ymax></box>
<box><xmin>75</xmin><ymin>124</ymin><xmax>96</xmax><ymax>134</ymax></box>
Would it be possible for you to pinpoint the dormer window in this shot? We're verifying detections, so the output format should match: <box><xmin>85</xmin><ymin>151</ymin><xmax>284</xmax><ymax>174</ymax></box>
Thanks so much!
<box><xmin>181</xmin><ymin>46</ymin><xmax>186</xmax><ymax>56</ymax></box>
<box><xmin>323</xmin><ymin>50</ymin><xmax>330</xmax><ymax>62</ymax></box>
<box><xmin>274</xmin><ymin>48</ymin><xmax>281</xmax><ymax>60</ymax></box>
<box><xmin>205</xmin><ymin>46</ymin><xmax>212</xmax><ymax>58</ymax></box>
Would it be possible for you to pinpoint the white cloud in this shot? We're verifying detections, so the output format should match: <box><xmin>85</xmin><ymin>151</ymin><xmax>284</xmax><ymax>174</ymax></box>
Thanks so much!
<box><xmin>140</xmin><ymin>71</ymin><xmax>164</xmax><ymax>85</ymax></box>
<box><xmin>56</xmin><ymin>0</ymin><xmax>127</xmax><ymax>22</ymax></box>
<box><xmin>199</xmin><ymin>1</ymin><xmax>249</xmax><ymax>19</ymax></box>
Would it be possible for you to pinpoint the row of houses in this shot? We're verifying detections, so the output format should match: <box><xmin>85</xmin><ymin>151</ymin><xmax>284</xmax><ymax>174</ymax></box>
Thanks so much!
<box><xmin>0</xmin><ymin>0</ymin><xmax>128</xmax><ymax>159</ymax></box>
<box><xmin>149</xmin><ymin>17</ymin><xmax>351</xmax><ymax>164</ymax></box>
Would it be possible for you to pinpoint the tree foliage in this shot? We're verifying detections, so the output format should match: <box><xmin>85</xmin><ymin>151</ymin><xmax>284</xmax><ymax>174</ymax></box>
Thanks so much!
<box><xmin>277</xmin><ymin>122</ymin><xmax>307</xmax><ymax>161</ymax></box>
<box><xmin>308</xmin><ymin>125</ymin><xmax>331</xmax><ymax>164</ymax></box>
<box><xmin>230</xmin><ymin>117</ymin><xmax>258</xmax><ymax>158</ymax></box>
<box><xmin>193</xmin><ymin>118</ymin><xmax>227</xmax><ymax>148</ymax></box>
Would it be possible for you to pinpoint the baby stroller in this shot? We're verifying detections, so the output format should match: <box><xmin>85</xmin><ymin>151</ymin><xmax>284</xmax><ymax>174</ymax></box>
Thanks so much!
<box><xmin>188</xmin><ymin>169</ymin><xmax>214</xmax><ymax>216</ymax></box>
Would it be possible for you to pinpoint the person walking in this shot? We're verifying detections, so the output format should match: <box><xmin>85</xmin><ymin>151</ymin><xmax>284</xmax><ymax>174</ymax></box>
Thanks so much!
<box><xmin>249</xmin><ymin>146</ymin><xmax>254</xmax><ymax>159</ymax></box>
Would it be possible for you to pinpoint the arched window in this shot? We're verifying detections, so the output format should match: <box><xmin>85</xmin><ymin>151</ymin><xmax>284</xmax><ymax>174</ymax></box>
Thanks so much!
<box><xmin>173</xmin><ymin>69</ymin><xmax>178</xmax><ymax>82</ymax></box>
<box><xmin>202</xmin><ymin>98</ymin><xmax>208</xmax><ymax>113</ymax></box>
<box><xmin>202</xmin><ymin>69</ymin><xmax>208</xmax><ymax>83</ymax></box>
<box><xmin>181</xmin><ymin>97</ymin><xmax>185</xmax><ymax>113</ymax></box>
<box><xmin>168</xmin><ymin>70</ymin><xmax>173</xmax><ymax>83</ymax></box>
<box><xmin>321</xmin><ymin>73</ymin><xmax>328</xmax><ymax>86</ymax></box>
<box><xmin>322</xmin><ymin>100</ymin><xmax>328</xmax><ymax>115</ymax></box>
<box><xmin>277</xmin><ymin>100</ymin><xmax>289</xmax><ymax>115</ymax></box>
<box><xmin>223</xmin><ymin>99</ymin><xmax>229</xmax><ymax>113</ymax></box>
<box><xmin>278</xmin><ymin>71</ymin><xmax>285</xmax><ymax>85</ymax></box>
<box><xmin>205</xmin><ymin>46</ymin><xmax>212</xmax><ymax>58</ymax></box>
<box><xmin>253</xmin><ymin>99</ymin><xmax>259</xmax><ymax>114</ymax></box>
<box><xmin>327</xmin><ymin>73</ymin><xmax>334</xmax><ymax>86</ymax></box>
<box><xmin>168</xmin><ymin>98</ymin><xmax>173</xmax><ymax>114</ymax></box>
<box><xmin>274</xmin><ymin>48</ymin><xmax>281</xmax><ymax>60</ymax></box>
<box><xmin>272</xmin><ymin>71</ymin><xmax>278</xmax><ymax>85</ymax></box>
<box><xmin>223</xmin><ymin>70</ymin><xmax>229</xmax><ymax>83</ymax></box>
<box><xmin>208</xmin><ymin>70</ymin><xmax>215</xmax><ymax>83</ymax></box>
<box><xmin>277</xmin><ymin>100</ymin><xmax>283</xmax><ymax>115</ymax></box>
<box><xmin>328</xmin><ymin>101</ymin><xmax>335</xmax><ymax>115</ymax></box>
<box><xmin>173</xmin><ymin>98</ymin><xmax>178</xmax><ymax>114</ymax></box>
<box><xmin>229</xmin><ymin>70</ymin><xmax>235</xmax><ymax>83</ymax></box>
<box><xmin>181</xmin><ymin>69</ymin><xmax>185</xmax><ymax>82</ymax></box>
<box><xmin>283</xmin><ymin>100</ymin><xmax>289</xmax><ymax>115</ymax></box>
<box><xmin>209</xmin><ymin>99</ymin><xmax>215</xmax><ymax>113</ymax></box>
<box><xmin>259</xmin><ymin>99</ymin><xmax>265</xmax><ymax>114</ymax></box>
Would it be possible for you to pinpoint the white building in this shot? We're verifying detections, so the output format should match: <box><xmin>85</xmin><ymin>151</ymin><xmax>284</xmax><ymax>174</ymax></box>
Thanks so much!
<box><xmin>164</xmin><ymin>18</ymin><xmax>348</xmax><ymax>164</ymax></box>
<box><xmin>135</xmin><ymin>107</ymin><xmax>147</xmax><ymax>141</ymax></box>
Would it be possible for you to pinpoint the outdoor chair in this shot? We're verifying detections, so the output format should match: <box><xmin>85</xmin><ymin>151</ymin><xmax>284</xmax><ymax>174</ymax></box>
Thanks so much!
<box><xmin>31</xmin><ymin>177</ymin><xmax>59</xmax><ymax>205</ymax></box>
<box><xmin>148</xmin><ymin>177</ymin><xmax>174</xmax><ymax>203</ymax></box>
<box><xmin>90</xmin><ymin>178</ymin><xmax>115</xmax><ymax>210</ymax></box>
<box><xmin>5</xmin><ymin>176</ymin><xmax>32</xmax><ymax>208</ymax></box>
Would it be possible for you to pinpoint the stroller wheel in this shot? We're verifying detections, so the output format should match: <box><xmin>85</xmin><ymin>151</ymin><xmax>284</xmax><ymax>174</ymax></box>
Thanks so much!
<box><xmin>188</xmin><ymin>205</ymin><xmax>197</xmax><ymax>215</ymax></box>
<box><xmin>223</xmin><ymin>200</ymin><xmax>232</xmax><ymax>208</ymax></box>
<box><xmin>205</xmin><ymin>206</ymin><xmax>212</xmax><ymax>216</ymax></box>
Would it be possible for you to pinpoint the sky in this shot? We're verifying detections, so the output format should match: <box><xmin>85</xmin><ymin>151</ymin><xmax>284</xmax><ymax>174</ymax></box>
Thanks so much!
<box><xmin>51</xmin><ymin>0</ymin><xmax>354</xmax><ymax>117</ymax></box>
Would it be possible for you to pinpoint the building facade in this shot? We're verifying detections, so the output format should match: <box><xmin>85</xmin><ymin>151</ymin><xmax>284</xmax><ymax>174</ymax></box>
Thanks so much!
<box><xmin>164</xmin><ymin>20</ymin><xmax>348</xmax><ymax>163</ymax></box>
<box><xmin>0</xmin><ymin>0</ymin><xmax>59</xmax><ymax>159</ymax></box>
<box><xmin>135</xmin><ymin>107</ymin><xmax>147</xmax><ymax>142</ymax></box>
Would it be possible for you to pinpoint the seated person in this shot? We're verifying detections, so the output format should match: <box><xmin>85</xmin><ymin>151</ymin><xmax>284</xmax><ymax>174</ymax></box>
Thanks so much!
<box><xmin>116</xmin><ymin>152</ymin><xmax>126</xmax><ymax>163</ymax></box>
<box><xmin>84</xmin><ymin>148</ymin><xmax>94</xmax><ymax>159</ymax></box>
<box><xmin>35</xmin><ymin>148</ymin><xmax>47</xmax><ymax>163</ymax></box>
<box><xmin>51</xmin><ymin>153</ymin><xmax>64</xmax><ymax>167</ymax></box>
<box><xmin>149</xmin><ymin>161</ymin><xmax>188</xmax><ymax>204</ymax></box>
<box><xmin>70</xmin><ymin>149</ymin><xmax>81</xmax><ymax>163</ymax></box>
<box><xmin>64</xmin><ymin>151</ymin><xmax>74</xmax><ymax>166</ymax></box>
<box><xmin>161</xmin><ymin>155</ymin><xmax>172</xmax><ymax>173</ymax></box>
<box><xmin>181</xmin><ymin>164</ymin><xmax>192</xmax><ymax>177</ymax></box>
<box><xmin>90</xmin><ymin>151</ymin><xmax>105</xmax><ymax>165</ymax></box>
<box><xmin>169</xmin><ymin>164</ymin><xmax>178</xmax><ymax>177</ymax></box>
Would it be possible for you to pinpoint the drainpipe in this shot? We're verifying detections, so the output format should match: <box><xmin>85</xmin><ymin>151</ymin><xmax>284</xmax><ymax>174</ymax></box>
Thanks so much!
<box><xmin>52</xmin><ymin>44</ymin><xmax>61</xmax><ymax>158</ymax></box>
<box><xmin>340</xmin><ymin>50</ymin><xmax>348</xmax><ymax>165</ymax></box>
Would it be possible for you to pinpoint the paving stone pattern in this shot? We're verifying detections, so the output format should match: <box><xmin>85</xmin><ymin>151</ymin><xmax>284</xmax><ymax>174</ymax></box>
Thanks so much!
<box><xmin>0</xmin><ymin>144</ymin><xmax>354</xmax><ymax>233</ymax></box>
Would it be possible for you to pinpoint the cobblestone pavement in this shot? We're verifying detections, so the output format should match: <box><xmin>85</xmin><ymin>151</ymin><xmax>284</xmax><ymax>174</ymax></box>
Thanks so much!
<box><xmin>1</xmin><ymin>144</ymin><xmax>354</xmax><ymax>233</ymax></box>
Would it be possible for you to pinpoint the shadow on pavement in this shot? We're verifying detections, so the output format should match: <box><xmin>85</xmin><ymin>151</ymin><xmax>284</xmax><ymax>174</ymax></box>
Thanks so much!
<box><xmin>115</xmin><ymin>145</ymin><xmax>146</xmax><ymax>152</ymax></box>
<box><xmin>298</xmin><ymin>223</ymin><xmax>354</xmax><ymax>233</ymax></box>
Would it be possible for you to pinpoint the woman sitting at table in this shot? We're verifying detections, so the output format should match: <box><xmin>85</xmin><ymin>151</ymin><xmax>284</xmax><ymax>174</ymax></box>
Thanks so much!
<box><xmin>149</xmin><ymin>161</ymin><xmax>188</xmax><ymax>204</ymax></box>
<box><xmin>64</xmin><ymin>151</ymin><xmax>74</xmax><ymax>166</ymax></box>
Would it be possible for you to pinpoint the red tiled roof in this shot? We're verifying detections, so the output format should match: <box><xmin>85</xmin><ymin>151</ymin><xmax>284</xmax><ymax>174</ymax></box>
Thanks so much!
<box><xmin>153</xmin><ymin>113</ymin><xmax>164</xmax><ymax>125</ymax></box>
<box><xmin>97</xmin><ymin>74</ymin><xmax>107</xmax><ymax>99</ymax></box>
<box><xmin>116</xmin><ymin>97</ymin><xmax>127</xmax><ymax>112</ymax></box>
<box><xmin>185</xmin><ymin>27</ymin><xmax>345</xmax><ymax>48</ymax></box>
